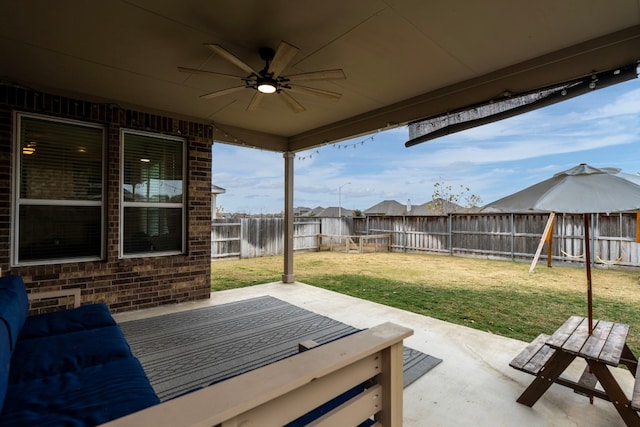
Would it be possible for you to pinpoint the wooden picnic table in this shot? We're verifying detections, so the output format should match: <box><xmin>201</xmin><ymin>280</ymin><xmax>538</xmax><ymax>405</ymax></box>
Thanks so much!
<box><xmin>510</xmin><ymin>316</ymin><xmax>640</xmax><ymax>427</ymax></box>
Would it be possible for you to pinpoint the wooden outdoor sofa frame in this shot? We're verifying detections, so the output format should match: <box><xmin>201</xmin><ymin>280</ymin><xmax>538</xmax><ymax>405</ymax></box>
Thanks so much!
<box><xmin>102</xmin><ymin>321</ymin><xmax>413</xmax><ymax>427</ymax></box>
<box><xmin>2</xmin><ymin>276</ymin><xmax>413</xmax><ymax>427</ymax></box>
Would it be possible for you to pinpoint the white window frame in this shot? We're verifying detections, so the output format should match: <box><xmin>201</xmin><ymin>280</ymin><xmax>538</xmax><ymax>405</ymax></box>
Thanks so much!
<box><xmin>12</xmin><ymin>112</ymin><xmax>106</xmax><ymax>266</ymax></box>
<box><xmin>119</xmin><ymin>129</ymin><xmax>186</xmax><ymax>258</ymax></box>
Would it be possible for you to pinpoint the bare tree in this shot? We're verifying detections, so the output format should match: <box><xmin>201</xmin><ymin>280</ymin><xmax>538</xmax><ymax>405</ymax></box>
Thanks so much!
<box><xmin>429</xmin><ymin>179</ymin><xmax>483</xmax><ymax>214</ymax></box>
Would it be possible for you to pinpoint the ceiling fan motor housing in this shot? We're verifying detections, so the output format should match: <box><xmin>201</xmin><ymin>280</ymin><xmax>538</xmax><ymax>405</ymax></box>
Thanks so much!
<box><xmin>258</xmin><ymin>47</ymin><xmax>276</xmax><ymax>64</ymax></box>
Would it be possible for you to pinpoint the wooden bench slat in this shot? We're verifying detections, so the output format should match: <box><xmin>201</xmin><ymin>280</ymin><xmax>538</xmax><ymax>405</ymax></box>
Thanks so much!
<box><xmin>562</xmin><ymin>318</ymin><xmax>593</xmax><ymax>354</ymax></box>
<box><xmin>510</xmin><ymin>334</ymin><xmax>555</xmax><ymax>375</ymax></box>
<box><xmin>510</xmin><ymin>334</ymin><xmax>549</xmax><ymax>370</ymax></box>
<box><xmin>523</xmin><ymin>344</ymin><xmax>556</xmax><ymax>375</ymax></box>
<box><xmin>547</xmin><ymin>316</ymin><xmax>583</xmax><ymax>349</ymax></box>
<box><xmin>307</xmin><ymin>384</ymin><xmax>381</xmax><ymax>427</ymax></box>
<box><xmin>581</xmin><ymin>320</ymin><xmax>614</xmax><ymax>360</ymax></box>
<box><xmin>600</xmin><ymin>322</ymin><xmax>629</xmax><ymax>366</ymax></box>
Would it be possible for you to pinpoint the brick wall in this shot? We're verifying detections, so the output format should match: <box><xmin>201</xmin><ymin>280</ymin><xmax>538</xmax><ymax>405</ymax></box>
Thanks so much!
<box><xmin>0</xmin><ymin>83</ymin><xmax>212</xmax><ymax>313</ymax></box>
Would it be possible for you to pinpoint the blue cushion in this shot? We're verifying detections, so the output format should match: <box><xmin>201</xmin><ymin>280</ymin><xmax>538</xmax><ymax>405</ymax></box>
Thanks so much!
<box><xmin>0</xmin><ymin>322</ymin><xmax>11</xmax><ymax>414</ymax></box>
<box><xmin>9</xmin><ymin>325</ymin><xmax>134</xmax><ymax>384</ymax></box>
<box><xmin>20</xmin><ymin>303</ymin><xmax>116</xmax><ymax>340</ymax></box>
<box><xmin>0</xmin><ymin>357</ymin><xmax>160</xmax><ymax>426</ymax></box>
<box><xmin>0</xmin><ymin>275</ymin><xmax>29</xmax><ymax>351</ymax></box>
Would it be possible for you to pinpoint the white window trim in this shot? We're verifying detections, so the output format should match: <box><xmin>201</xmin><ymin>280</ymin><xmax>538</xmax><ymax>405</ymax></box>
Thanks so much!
<box><xmin>12</xmin><ymin>112</ymin><xmax>106</xmax><ymax>266</ymax></box>
<box><xmin>119</xmin><ymin>129</ymin><xmax>187</xmax><ymax>259</ymax></box>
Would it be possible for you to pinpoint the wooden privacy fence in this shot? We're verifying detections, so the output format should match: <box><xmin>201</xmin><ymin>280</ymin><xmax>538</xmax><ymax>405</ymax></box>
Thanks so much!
<box><xmin>212</xmin><ymin>213</ymin><xmax>640</xmax><ymax>268</ymax></box>
<box><xmin>318</xmin><ymin>234</ymin><xmax>391</xmax><ymax>253</ymax></box>
<box><xmin>212</xmin><ymin>217</ymin><xmax>352</xmax><ymax>259</ymax></box>
<box><xmin>355</xmin><ymin>212</ymin><xmax>640</xmax><ymax>268</ymax></box>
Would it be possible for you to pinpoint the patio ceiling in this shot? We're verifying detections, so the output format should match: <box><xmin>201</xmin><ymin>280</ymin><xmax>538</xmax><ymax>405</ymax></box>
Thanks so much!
<box><xmin>1</xmin><ymin>1</ymin><xmax>639</xmax><ymax>152</ymax></box>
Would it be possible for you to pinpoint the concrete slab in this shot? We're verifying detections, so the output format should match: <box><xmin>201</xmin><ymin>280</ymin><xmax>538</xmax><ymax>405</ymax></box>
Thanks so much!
<box><xmin>114</xmin><ymin>282</ymin><xmax>634</xmax><ymax>426</ymax></box>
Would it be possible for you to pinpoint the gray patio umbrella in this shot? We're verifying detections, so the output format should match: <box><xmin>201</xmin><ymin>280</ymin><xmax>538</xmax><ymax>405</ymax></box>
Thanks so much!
<box><xmin>485</xmin><ymin>163</ymin><xmax>640</xmax><ymax>333</ymax></box>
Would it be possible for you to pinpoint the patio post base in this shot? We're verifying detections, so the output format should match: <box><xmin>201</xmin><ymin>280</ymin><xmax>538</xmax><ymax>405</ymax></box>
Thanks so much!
<box><xmin>282</xmin><ymin>273</ymin><xmax>296</xmax><ymax>283</ymax></box>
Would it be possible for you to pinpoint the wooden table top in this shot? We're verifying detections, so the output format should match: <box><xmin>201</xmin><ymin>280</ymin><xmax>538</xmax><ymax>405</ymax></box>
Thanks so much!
<box><xmin>546</xmin><ymin>316</ymin><xmax>629</xmax><ymax>366</ymax></box>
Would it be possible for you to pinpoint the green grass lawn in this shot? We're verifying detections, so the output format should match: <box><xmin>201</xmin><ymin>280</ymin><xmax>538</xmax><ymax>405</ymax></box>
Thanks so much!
<box><xmin>211</xmin><ymin>252</ymin><xmax>640</xmax><ymax>351</ymax></box>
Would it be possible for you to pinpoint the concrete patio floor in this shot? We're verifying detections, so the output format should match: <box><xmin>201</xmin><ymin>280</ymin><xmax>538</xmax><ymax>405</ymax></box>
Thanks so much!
<box><xmin>114</xmin><ymin>282</ymin><xmax>635</xmax><ymax>426</ymax></box>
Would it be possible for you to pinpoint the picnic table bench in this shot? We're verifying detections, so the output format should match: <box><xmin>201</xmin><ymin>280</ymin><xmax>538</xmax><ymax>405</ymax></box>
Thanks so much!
<box><xmin>510</xmin><ymin>316</ymin><xmax>640</xmax><ymax>427</ymax></box>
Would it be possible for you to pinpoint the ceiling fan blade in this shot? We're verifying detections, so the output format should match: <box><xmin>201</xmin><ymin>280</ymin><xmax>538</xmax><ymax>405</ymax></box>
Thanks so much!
<box><xmin>205</xmin><ymin>43</ymin><xmax>259</xmax><ymax>75</ymax></box>
<box><xmin>246</xmin><ymin>92</ymin><xmax>264</xmax><ymax>112</ymax></box>
<box><xmin>268</xmin><ymin>41</ymin><xmax>299</xmax><ymax>78</ymax></box>
<box><xmin>178</xmin><ymin>67</ymin><xmax>244</xmax><ymax>80</ymax></box>
<box><xmin>279</xmin><ymin>91</ymin><xmax>306</xmax><ymax>113</ymax></box>
<box><xmin>200</xmin><ymin>86</ymin><xmax>247</xmax><ymax>100</ymax></box>
<box><xmin>287</xmin><ymin>85</ymin><xmax>342</xmax><ymax>100</ymax></box>
<box><xmin>285</xmin><ymin>69</ymin><xmax>346</xmax><ymax>82</ymax></box>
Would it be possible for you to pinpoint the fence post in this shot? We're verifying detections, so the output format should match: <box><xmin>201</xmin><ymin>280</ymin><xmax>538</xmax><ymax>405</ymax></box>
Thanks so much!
<box><xmin>448</xmin><ymin>214</ymin><xmax>453</xmax><ymax>255</ymax></box>
<box><xmin>240</xmin><ymin>218</ymin><xmax>245</xmax><ymax>259</ymax></box>
<box><xmin>590</xmin><ymin>213</ymin><xmax>595</xmax><ymax>268</ymax></box>
<box><xmin>510</xmin><ymin>213</ymin><xmax>515</xmax><ymax>261</ymax></box>
<box><xmin>403</xmin><ymin>215</ymin><xmax>407</xmax><ymax>253</ymax></box>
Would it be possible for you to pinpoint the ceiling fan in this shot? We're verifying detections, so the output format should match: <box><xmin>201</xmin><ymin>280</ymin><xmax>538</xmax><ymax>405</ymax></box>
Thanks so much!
<box><xmin>179</xmin><ymin>41</ymin><xmax>346</xmax><ymax>113</ymax></box>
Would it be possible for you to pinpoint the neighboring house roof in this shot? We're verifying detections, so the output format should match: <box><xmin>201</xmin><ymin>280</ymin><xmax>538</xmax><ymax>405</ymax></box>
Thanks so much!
<box><xmin>309</xmin><ymin>206</ymin><xmax>326</xmax><ymax>216</ymax></box>
<box><xmin>362</xmin><ymin>198</ymin><xmax>468</xmax><ymax>216</ymax></box>
<box><xmin>294</xmin><ymin>206</ymin><xmax>312</xmax><ymax>216</ymax></box>
<box><xmin>414</xmin><ymin>199</ymin><xmax>464</xmax><ymax>215</ymax></box>
<box><xmin>211</xmin><ymin>185</ymin><xmax>226</xmax><ymax>194</ymax></box>
<box><xmin>407</xmin><ymin>202</ymin><xmax>434</xmax><ymax>216</ymax></box>
<box><xmin>364</xmin><ymin>200</ymin><xmax>408</xmax><ymax>216</ymax></box>
<box><xmin>317</xmin><ymin>207</ymin><xmax>354</xmax><ymax>217</ymax></box>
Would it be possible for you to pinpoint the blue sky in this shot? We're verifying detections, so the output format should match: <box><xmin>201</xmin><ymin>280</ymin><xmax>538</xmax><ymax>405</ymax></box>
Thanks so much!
<box><xmin>212</xmin><ymin>77</ymin><xmax>640</xmax><ymax>214</ymax></box>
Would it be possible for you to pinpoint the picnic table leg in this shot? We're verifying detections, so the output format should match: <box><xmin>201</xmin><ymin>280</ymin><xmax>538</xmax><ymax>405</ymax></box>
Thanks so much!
<box><xmin>620</xmin><ymin>344</ymin><xmax>638</xmax><ymax>377</ymax></box>
<box><xmin>586</xmin><ymin>360</ymin><xmax>640</xmax><ymax>427</ymax></box>
<box><xmin>516</xmin><ymin>350</ymin><xmax>576</xmax><ymax>407</ymax></box>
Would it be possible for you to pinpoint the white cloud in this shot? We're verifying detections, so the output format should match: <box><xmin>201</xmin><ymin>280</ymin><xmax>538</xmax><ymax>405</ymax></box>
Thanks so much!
<box><xmin>582</xmin><ymin>88</ymin><xmax>640</xmax><ymax>119</ymax></box>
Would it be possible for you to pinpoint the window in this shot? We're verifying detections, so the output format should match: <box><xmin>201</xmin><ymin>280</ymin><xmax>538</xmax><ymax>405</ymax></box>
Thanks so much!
<box><xmin>13</xmin><ymin>113</ymin><xmax>104</xmax><ymax>265</ymax></box>
<box><xmin>121</xmin><ymin>130</ymin><xmax>185</xmax><ymax>257</ymax></box>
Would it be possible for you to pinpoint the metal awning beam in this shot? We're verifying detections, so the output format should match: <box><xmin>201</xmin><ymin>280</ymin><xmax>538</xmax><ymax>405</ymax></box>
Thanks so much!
<box><xmin>405</xmin><ymin>63</ymin><xmax>638</xmax><ymax>147</ymax></box>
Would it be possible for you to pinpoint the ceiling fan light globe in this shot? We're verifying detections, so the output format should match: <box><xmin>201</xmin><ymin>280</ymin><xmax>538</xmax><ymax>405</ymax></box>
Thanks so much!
<box><xmin>257</xmin><ymin>82</ymin><xmax>277</xmax><ymax>94</ymax></box>
<box><xmin>257</xmin><ymin>77</ymin><xmax>277</xmax><ymax>94</ymax></box>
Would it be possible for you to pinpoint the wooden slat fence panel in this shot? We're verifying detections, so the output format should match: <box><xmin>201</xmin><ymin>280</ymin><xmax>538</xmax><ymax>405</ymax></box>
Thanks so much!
<box><xmin>213</xmin><ymin>213</ymin><xmax>640</xmax><ymax>268</ymax></box>
<box><xmin>511</xmin><ymin>213</ymin><xmax>549</xmax><ymax>260</ymax></box>
<box><xmin>593</xmin><ymin>213</ymin><xmax>637</xmax><ymax>267</ymax></box>
<box><xmin>212</xmin><ymin>218</ymin><xmax>333</xmax><ymax>259</ymax></box>
<box><xmin>320</xmin><ymin>217</ymin><xmax>353</xmax><ymax>236</ymax></box>
<box><xmin>356</xmin><ymin>212</ymin><xmax>640</xmax><ymax>267</ymax></box>
<box><xmin>556</xmin><ymin>213</ymin><xmax>586</xmax><ymax>262</ymax></box>
<box><xmin>211</xmin><ymin>220</ymin><xmax>241</xmax><ymax>259</ymax></box>
<box><xmin>295</xmin><ymin>221</ymin><xmax>322</xmax><ymax>251</ymax></box>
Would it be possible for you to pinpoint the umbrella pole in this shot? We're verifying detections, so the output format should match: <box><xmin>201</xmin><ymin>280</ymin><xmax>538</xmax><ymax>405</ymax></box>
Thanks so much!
<box><xmin>584</xmin><ymin>213</ymin><xmax>593</xmax><ymax>334</ymax></box>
